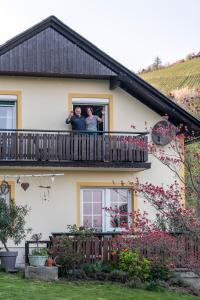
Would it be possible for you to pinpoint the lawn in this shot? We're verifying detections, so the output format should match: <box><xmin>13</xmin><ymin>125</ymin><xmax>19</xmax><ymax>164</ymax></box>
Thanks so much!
<box><xmin>0</xmin><ymin>272</ymin><xmax>197</xmax><ymax>300</ymax></box>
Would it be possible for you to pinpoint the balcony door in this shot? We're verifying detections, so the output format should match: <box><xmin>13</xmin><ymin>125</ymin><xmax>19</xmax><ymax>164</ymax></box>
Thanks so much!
<box><xmin>0</xmin><ymin>95</ymin><xmax>17</xmax><ymax>129</ymax></box>
<box><xmin>72</xmin><ymin>98</ymin><xmax>109</xmax><ymax>131</ymax></box>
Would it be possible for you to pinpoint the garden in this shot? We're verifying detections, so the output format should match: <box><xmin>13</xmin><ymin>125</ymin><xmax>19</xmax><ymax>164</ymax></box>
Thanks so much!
<box><xmin>1</xmin><ymin>198</ymin><xmax>200</xmax><ymax>299</ymax></box>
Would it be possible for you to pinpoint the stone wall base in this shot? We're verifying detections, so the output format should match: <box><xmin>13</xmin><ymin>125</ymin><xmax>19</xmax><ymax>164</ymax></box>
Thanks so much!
<box><xmin>173</xmin><ymin>269</ymin><xmax>200</xmax><ymax>291</ymax></box>
<box><xmin>25</xmin><ymin>266</ymin><xmax>58</xmax><ymax>281</ymax></box>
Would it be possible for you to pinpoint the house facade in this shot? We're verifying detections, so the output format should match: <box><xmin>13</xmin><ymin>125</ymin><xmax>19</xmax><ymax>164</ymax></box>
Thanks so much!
<box><xmin>0</xmin><ymin>16</ymin><xmax>199</xmax><ymax>266</ymax></box>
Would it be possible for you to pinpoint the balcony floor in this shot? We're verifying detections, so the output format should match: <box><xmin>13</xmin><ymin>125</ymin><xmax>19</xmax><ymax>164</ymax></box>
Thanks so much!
<box><xmin>0</xmin><ymin>159</ymin><xmax>151</xmax><ymax>171</ymax></box>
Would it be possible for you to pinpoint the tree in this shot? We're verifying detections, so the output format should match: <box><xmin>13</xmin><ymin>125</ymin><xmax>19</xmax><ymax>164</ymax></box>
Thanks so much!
<box><xmin>167</xmin><ymin>88</ymin><xmax>200</xmax><ymax>208</ymax></box>
<box><xmin>185</xmin><ymin>53</ymin><xmax>195</xmax><ymax>60</ymax></box>
<box><xmin>0</xmin><ymin>198</ymin><xmax>30</xmax><ymax>251</ymax></box>
<box><xmin>108</xmin><ymin>108</ymin><xmax>200</xmax><ymax>272</ymax></box>
<box><xmin>170</xmin><ymin>87</ymin><xmax>200</xmax><ymax>118</ymax></box>
<box><xmin>152</xmin><ymin>56</ymin><xmax>162</xmax><ymax>70</ymax></box>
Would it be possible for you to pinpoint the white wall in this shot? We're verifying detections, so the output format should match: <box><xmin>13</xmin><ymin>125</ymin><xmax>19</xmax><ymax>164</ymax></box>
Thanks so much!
<box><xmin>0</xmin><ymin>76</ymin><xmax>161</xmax><ymax>131</ymax></box>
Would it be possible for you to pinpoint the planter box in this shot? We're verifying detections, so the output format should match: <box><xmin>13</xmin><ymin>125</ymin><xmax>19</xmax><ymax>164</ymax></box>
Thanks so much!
<box><xmin>25</xmin><ymin>266</ymin><xmax>58</xmax><ymax>281</ymax></box>
<box><xmin>0</xmin><ymin>251</ymin><xmax>18</xmax><ymax>272</ymax></box>
<box><xmin>28</xmin><ymin>255</ymin><xmax>48</xmax><ymax>267</ymax></box>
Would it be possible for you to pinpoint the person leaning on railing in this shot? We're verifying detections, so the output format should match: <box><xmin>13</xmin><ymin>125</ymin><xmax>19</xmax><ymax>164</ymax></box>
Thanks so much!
<box><xmin>66</xmin><ymin>107</ymin><xmax>86</xmax><ymax>132</ymax></box>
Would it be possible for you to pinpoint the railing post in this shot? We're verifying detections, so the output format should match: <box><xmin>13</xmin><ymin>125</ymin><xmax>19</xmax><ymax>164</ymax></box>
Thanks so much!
<box><xmin>104</xmin><ymin>134</ymin><xmax>110</xmax><ymax>162</ymax></box>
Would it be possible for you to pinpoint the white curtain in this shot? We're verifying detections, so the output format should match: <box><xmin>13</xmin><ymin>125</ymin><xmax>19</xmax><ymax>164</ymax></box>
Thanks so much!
<box><xmin>0</xmin><ymin>106</ymin><xmax>15</xmax><ymax>129</ymax></box>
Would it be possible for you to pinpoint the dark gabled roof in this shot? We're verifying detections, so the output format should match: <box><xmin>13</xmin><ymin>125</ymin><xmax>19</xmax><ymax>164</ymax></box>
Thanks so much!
<box><xmin>0</xmin><ymin>15</ymin><xmax>200</xmax><ymax>134</ymax></box>
<box><xmin>0</xmin><ymin>18</ymin><xmax>116</xmax><ymax>78</ymax></box>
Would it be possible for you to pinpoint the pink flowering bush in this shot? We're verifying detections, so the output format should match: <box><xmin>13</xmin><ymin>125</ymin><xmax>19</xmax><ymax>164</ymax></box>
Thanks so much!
<box><xmin>106</xmin><ymin>181</ymin><xmax>200</xmax><ymax>272</ymax></box>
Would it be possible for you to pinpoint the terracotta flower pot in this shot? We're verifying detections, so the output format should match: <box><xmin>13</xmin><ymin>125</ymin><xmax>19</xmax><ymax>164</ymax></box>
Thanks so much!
<box><xmin>47</xmin><ymin>258</ymin><xmax>54</xmax><ymax>267</ymax></box>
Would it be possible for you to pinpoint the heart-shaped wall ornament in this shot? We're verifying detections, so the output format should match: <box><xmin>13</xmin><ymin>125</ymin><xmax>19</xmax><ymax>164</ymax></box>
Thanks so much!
<box><xmin>21</xmin><ymin>182</ymin><xmax>30</xmax><ymax>191</ymax></box>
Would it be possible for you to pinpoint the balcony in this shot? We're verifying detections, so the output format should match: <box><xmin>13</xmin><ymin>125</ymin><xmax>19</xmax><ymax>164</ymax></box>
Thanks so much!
<box><xmin>0</xmin><ymin>130</ymin><xmax>150</xmax><ymax>170</ymax></box>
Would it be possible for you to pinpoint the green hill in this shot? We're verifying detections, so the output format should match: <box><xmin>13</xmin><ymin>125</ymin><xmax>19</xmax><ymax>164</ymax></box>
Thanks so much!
<box><xmin>139</xmin><ymin>57</ymin><xmax>200</xmax><ymax>94</ymax></box>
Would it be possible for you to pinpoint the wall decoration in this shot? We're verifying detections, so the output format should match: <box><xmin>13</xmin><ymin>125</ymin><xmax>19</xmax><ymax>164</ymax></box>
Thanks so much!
<box><xmin>0</xmin><ymin>173</ymin><xmax>64</xmax><ymax>201</ymax></box>
<box><xmin>0</xmin><ymin>180</ymin><xmax>10</xmax><ymax>195</ymax></box>
<box><xmin>38</xmin><ymin>185</ymin><xmax>51</xmax><ymax>202</ymax></box>
<box><xmin>21</xmin><ymin>182</ymin><xmax>30</xmax><ymax>191</ymax></box>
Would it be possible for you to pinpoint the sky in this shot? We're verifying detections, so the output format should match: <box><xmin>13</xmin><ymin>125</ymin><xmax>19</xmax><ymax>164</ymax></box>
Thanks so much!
<box><xmin>0</xmin><ymin>0</ymin><xmax>199</xmax><ymax>72</ymax></box>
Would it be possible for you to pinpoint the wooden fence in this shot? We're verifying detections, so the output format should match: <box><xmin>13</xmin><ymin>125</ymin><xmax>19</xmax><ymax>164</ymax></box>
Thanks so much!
<box><xmin>25</xmin><ymin>234</ymin><xmax>200</xmax><ymax>268</ymax></box>
<box><xmin>50</xmin><ymin>234</ymin><xmax>200</xmax><ymax>268</ymax></box>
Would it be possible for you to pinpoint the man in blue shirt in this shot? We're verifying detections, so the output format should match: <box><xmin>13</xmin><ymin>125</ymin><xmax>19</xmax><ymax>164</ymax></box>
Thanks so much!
<box><xmin>66</xmin><ymin>107</ymin><xmax>85</xmax><ymax>131</ymax></box>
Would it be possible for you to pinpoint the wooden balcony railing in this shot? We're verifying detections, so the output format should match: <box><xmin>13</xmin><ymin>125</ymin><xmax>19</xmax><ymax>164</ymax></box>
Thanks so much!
<box><xmin>0</xmin><ymin>129</ymin><xmax>150</xmax><ymax>168</ymax></box>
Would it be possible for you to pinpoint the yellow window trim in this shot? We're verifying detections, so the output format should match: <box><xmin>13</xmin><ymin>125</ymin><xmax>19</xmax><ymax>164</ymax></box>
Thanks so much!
<box><xmin>68</xmin><ymin>93</ymin><xmax>113</xmax><ymax>131</ymax></box>
<box><xmin>76</xmin><ymin>182</ymin><xmax>137</xmax><ymax>227</ymax></box>
<box><xmin>0</xmin><ymin>180</ymin><xmax>15</xmax><ymax>202</ymax></box>
<box><xmin>0</xmin><ymin>90</ymin><xmax>22</xmax><ymax>129</ymax></box>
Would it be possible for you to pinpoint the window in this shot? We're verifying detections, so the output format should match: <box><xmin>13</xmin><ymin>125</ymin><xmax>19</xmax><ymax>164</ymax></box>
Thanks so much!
<box><xmin>82</xmin><ymin>189</ymin><xmax>103</xmax><ymax>231</ymax></box>
<box><xmin>81</xmin><ymin>187</ymin><xmax>132</xmax><ymax>232</ymax></box>
<box><xmin>0</xmin><ymin>95</ymin><xmax>17</xmax><ymax>129</ymax></box>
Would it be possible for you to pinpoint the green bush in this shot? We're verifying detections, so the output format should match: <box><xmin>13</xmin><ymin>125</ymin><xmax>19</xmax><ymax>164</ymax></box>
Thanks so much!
<box><xmin>31</xmin><ymin>248</ymin><xmax>48</xmax><ymax>256</ymax></box>
<box><xmin>95</xmin><ymin>272</ymin><xmax>109</xmax><ymax>281</ymax></box>
<box><xmin>0</xmin><ymin>265</ymin><xmax>5</xmax><ymax>272</ymax></box>
<box><xmin>149</xmin><ymin>265</ymin><xmax>170</xmax><ymax>281</ymax></box>
<box><xmin>81</xmin><ymin>261</ymin><xmax>116</xmax><ymax>275</ymax></box>
<box><xmin>125</xmin><ymin>276</ymin><xmax>144</xmax><ymax>289</ymax></box>
<box><xmin>100</xmin><ymin>261</ymin><xmax>117</xmax><ymax>273</ymax></box>
<box><xmin>66</xmin><ymin>269</ymin><xmax>87</xmax><ymax>280</ymax></box>
<box><xmin>66</xmin><ymin>224</ymin><xmax>98</xmax><ymax>236</ymax></box>
<box><xmin>119</xmin><ymin>250</ymin><xmax>151</xmax><ymax>282</ymax></box>
<box><xmin>108</xmin><ymin>270</ymin><xmax>129</xmax><ymax>283</ymax></box>
<box><xmin>145</xmin><ymin>280</ymin><xmax>165</xmax><ymax>292</ymax></box>
<box><xmin>81</xmin><ymin>262</ymin><xmax>102</xmax><ymax>274</ymax></box>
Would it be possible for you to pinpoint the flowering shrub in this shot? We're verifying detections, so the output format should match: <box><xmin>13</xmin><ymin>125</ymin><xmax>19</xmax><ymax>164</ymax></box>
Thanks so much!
<box><xmin>108</xmin><ymin>200</ymin><xmax>200</xmax><ymax>272</ymax></box>
<box><xmin>119</xmin><ymin>250</ymin><xmax>151</xmax><ymax>281</ymax></box>
<box><xmin>49</xmin><ymin>236</ymin><xmax>82</xmax><ymax>274</ymax></box>
<box><xmin>149</xmin><ymin>264</ymin><xmax>169</xmax><ymax>282</ymax></box>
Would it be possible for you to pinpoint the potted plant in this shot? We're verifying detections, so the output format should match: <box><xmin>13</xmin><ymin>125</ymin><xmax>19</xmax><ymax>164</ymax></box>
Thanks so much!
<box><xmin>0</xmin><ymin>197</ymin><xmax>30</xmax><ymax>272</ymax></box>
<box><xmin>28</xmin><ymin>233</ymin><xmax>48</xmax><ymax>267</ymax></box>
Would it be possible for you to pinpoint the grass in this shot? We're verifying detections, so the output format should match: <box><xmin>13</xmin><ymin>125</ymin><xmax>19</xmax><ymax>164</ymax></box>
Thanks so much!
<box><xmin>0</xmin><ymin>272</ymin><xmax>198</xmax><ymax>300</ymax></box>
<box><xmin>139</xmin><ymin>57</ymin><xmax>200</xmax><ymax>94</ymax></box>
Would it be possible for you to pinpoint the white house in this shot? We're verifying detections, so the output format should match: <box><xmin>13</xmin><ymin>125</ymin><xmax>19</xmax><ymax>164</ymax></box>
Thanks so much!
<box><xmin>0</xmin><ymin>16</ymin><xmax>199</xmax><ymax>266</ymax></box>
